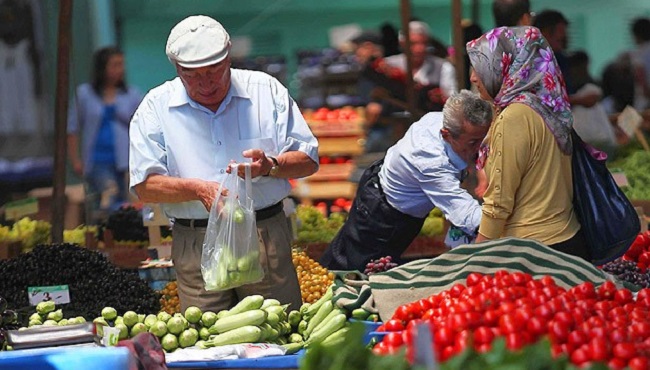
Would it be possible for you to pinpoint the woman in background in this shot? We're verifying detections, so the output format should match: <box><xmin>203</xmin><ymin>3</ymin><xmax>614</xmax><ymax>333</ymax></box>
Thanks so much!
<box><xmin>467</xmin><ymin>26</ymin><xmax>589</xmax><ymax>261</ymax></box>
<box><xmin>67</xmin><ymin>46</ymin><xmax>143</xmax><ymax>217</ymax></box>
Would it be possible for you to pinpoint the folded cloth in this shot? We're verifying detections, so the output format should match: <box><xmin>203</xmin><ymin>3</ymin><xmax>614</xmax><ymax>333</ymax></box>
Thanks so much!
<box><xmin>117</xmin><ymin>333</ymin><xmax>167</xmax><ymax>370</ymax></box>
<box><xmin>331</xmin><ymin>271</ymin><xmax>377</xmax><ymax>314</ymax></box>
<box><xmin>369</xmin><ymin>237</ymin><xmax>609</xmax><ymax>321</ymax></box>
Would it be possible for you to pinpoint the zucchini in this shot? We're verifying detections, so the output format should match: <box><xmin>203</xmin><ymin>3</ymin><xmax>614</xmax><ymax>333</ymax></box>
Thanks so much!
<box><xmin>311</xmin><ymin>307</ymin><xmax>344</xmax><ymax>336</ymax></box>
<box><xmin>297</xmin><ymin>320</ymin><xmax>308</xmax><ymax>336</ymax></box>
<box><xmin>207</xmin><ymin>325</ymin><xmax>262</xmax><ymax>346</ymax></box>
<box><xmin>304</xmin><ymin>300</ymin><xmax>333</xmax><ymax>339</ymax></box>
<box><xmin>264</xmin><ymin>305</ymin><xmax>287</xmax><ymax>319</ymax></box>
<box><xmin>299</xmin><ymin>302</ymin><xmax>310</xmax><ymax>315</ymax></box>
<box><xmin>220</xmin><ymin>294</ymin><xmax>265</xmax><ymax>318</ymax></box>
<box><xmin>209</xmin><ymin>309</ymin><xmax>267</xmax><ymax>334</ymax></box>
<box><xmin>282</xmin><ymin>341</ymin><xmax>304</xmax><ymax>355</ymax></box>
<box><xmin>303</xmin><ymin>287</ymin><xmax>332</xmax><ymax>320</ymax></box>
<box><xmin>260</xmin><ymin>298</ymin><xmax>281</xmax><ymax>310</ymax></box>
<box><xmin>288</xmin><ymin>310</ymin><xmax>302</xmax><ymax>328</ymax></box>
<box><xmin>320</xmin><ymin>327</ymin><xmax>349</xmax><ymax>347</ymax></box>
<box><xmin>266</xmin><ymin>312</ymin><xmax>280</xmax><ymax>327</ymax></box>
<box><xmin>351</xmin><ymin>308</ymin><xmax>370</xmax><ymax>321</ymax></box>
<box><xmin>305</xmin><ymin>313</ymin><xmax>347</xmax><ymax>346</ymax></box>
<box><xmin>289</xmin><ymin>333</ymin><xmax>304</xmax><ymax>343</ymax></box>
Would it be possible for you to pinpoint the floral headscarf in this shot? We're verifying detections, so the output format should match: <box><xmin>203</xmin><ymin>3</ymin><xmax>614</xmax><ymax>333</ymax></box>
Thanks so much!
<box><xmin>466</xmin><ymin>26</ymin><xmax>573</xmax><ymax>154</ymax></box>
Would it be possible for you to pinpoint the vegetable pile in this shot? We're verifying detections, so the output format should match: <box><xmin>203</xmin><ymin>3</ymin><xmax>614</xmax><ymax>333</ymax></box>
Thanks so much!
<box><xmin>292</xmin><ymin>249</ymin><xmax>334</xmax><ymax>303</ymax></box>
<box><xmin>0</xmin><ymin>243</ymin><xmax>160</xmax><ymax>319</ymax></box>
<box><xmin>374</xmin><ymin>271</ymin><xmax>650</xmax><ymax>369</ymax></box>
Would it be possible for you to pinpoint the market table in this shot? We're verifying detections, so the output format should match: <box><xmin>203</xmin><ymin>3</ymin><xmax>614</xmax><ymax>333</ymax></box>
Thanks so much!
<box><xmin>166</xmin><ymin>351</ymin><xmax>303</xmax><ymax>370</ymax></box>
<box><xmin>0</xmin><ymin>345</ymin><xmax>133</xmax><ymax>370</ymax></box>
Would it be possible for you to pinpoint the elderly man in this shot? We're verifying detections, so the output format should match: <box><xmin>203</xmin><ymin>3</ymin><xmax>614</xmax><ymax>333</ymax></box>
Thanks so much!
<box><xmin>320</xmin><ymin>90</ymin><xmax>493</xmax><ymax>272</ymax></box>
<box><xmin>129</xmin><ymin>15</ymin><xmax>319</xmax><ymax>312</ymax></box>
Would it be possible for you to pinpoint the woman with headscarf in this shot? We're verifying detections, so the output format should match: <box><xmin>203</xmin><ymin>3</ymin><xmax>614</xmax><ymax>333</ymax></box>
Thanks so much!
<box><xmin>466</xmin><ymin>26</ymin><xmax>589</xmax><ymax>261</ymax></box>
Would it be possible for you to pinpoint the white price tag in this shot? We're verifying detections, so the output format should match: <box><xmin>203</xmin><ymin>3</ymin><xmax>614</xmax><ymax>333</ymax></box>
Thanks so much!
<box><xmin>28</xmin><ymin>285</ymin><xmax>71</xmax><ymax>305</ymax></box>
<box><xmin>617</xmin><ymin>105</ymin><xmax>643</xmax><ymax>139</ymax></box>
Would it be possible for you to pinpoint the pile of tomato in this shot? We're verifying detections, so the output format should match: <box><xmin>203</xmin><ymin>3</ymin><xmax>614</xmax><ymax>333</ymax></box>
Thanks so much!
<box><xmin>624</xmin><ymin>231</ymin><xmax>650</xmax><ymax>272</ymax></box>
<box><xmin>373</xmin><ymin>271</ymin><xmax>650</xmax><ymax>369</ymax></box>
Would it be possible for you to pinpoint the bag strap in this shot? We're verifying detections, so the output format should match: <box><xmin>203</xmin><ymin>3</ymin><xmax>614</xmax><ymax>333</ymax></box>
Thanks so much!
<box><xmin>244</xmin><ymin>163</ymin><xmax>253</xmax><ymax>209</ymax></box>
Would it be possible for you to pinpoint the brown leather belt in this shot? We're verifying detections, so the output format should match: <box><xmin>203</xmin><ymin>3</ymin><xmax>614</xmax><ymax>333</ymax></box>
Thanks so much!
<box><xmin>175</xmin><ymin>201</ymin><xmax>284</xmax><ymax>228</ymax></box>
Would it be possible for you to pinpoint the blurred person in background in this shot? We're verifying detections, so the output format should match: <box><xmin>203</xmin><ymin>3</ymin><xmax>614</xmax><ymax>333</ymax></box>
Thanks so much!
<box><xmin>568</xmin><ymin>50</ymin><xmax>618</xmax><ymax>155</ymax></box>
<box><xmin>630</xmin><ymin>17</ymin><xmax>650</xmax><ymax>111</ymax></box>
<box><xmin>67</xmin><ymin>46</ymin><xmax>143</xmax><ymax>216</ymax></box>
<box><xmin>492</xmin><ymin>0</ymin><xmax>532</xmax><ymax>27</ymax></box>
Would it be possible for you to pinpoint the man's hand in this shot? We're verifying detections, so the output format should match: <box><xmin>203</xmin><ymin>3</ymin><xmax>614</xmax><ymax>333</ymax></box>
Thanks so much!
<box><xmin>227</xmin><ymin>149</ymin><xmax>274</xmax><ymax>178</ymax></box>
<box><xmin>196</xmin><ymin>180</ymin><xmax>227</xmax><ymax>211</ymax></box>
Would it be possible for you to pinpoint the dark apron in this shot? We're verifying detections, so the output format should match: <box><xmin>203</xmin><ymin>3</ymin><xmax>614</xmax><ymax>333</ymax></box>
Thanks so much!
<box><xmin>320</xmin><ymin>159</ymin><xmax>426</xmax><ymax>272</ymax></box>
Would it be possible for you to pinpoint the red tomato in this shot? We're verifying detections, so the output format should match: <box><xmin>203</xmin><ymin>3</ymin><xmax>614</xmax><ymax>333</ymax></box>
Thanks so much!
<box><xmin>393</xmin><ymin>304</ymin><xmax>416</xmax><ymax>322</ymax></box>
<box><xmin>505</xmin><ymin>333</ymin><xmax>525</xmax><ymax>351</ymax></box>
<box><xmin>588</xmin><ymin>337</ymin><xmax>610</xmax><ymax>362</ymax></box>
<box><xmin>466</xmin><ymin>272</ymin><xmax>483</xmax><ymax>287</ymax></box>
<box><xmin>639</xmin><ymin>251</ymin><xmax>650</xmax><ymax>265</ymax></box>
<box><xmin>612</xmin><ymin>342</ymin><xmax>637</xmax><ymax>360</ymax></box>
<box><xmin>372</xmin><ymin>341</ymin><xmax>389</xmax><ymax>355</ymax></box>
<box><xmin>526</xmin><ymin>316</ymin><xmax>547</xmax><ymax>337</ymax></box>
<box><xmin>608</xmin><ymin>358</ymin><xmax>628</xmax><ymax>370</ymax></box>
<box><xmin>473</xmin><ymin>326</ymin><xmax>495</xmax><ymax>345</ymax></box>
<box><xmin>570</xmin><ymin>346</ymin><xmax>590</xmax><ymax>366</ymax></box>
<box><xmin>630</xmin><ymin>321</ymin><xmax>650</xmax><ymax>339</ymax></box>
<box><xmin>638</xmin><ymin>288</ymin><xmax>650</xmax><ymax>301</ymax></box>
<box><xmin>567</xmin><ymin>329</ymin><xmax>589</xmax><ymax>348</ymax></box>
<box><xmin>482</xmin><ymin>309</ymin><xmax>500</xmax><ymax>326</ymax></box>
<box><xmin>448</xmin><ymin>283</ymin><xmax>466</xmax><ymax>298</ymax></box>
<box><xmin>498</xmin><ymin>313</ymin><xmax>522</xmax><ymax>334</ymax></box>
<box><xmin>629</xmin><ymin>357</ymin><xmax>650</xmax><ymax>370</ymax></box>
<box><xmin>416</xmin><ymin>298</ymin><xmax>431</xmax><ymax>312</ymax></box>
<box><xmin>384</xmin><ymin>331</ymin><xmax>404</xmax><ymax>347</ymax></box>
<box><xmin>572</xmin><ymin>281</ymin><xmax>596</xmax><ymax>299</ymax></box>
<box><xmin>384</xmin><ymin>319</ymin><xmax>405</xmax><ymax>332</ymax></box>
<box><xmin>553</xmin><ymin>311</ymin><xmax>575</xmax><ymax>329</ymax></box>
<box><xmin>597</xmin><ymin>281</ymin><xmax>618</xmax><ymax>300</ymax></box>
<box><xmin>540</xmin><ymin>275</ymin><xmax>557</xmax><ymax>287</ymax></box>
<box><xmin>433</xmin><ymin>326</ymin><xmax>455</xmax><ymax>348</ymax></box>
<box><xmin>548</xmin><ymin>320</ymin><xmax>570</xmax><ymax>344</ymax></box>
<box><xmin>511</xmin><ymin>271</ymin><xmax>532</xmax><ymax>285</ymax></box>
<box><xmin>614</xmin><ymin>289</ymin><xmax>634</xmax><ymax>305</ymax></box>
<box><xmin>609</xmin><ymin>328</ymin><xmax>629</xmax><ymax>344</ymax></box>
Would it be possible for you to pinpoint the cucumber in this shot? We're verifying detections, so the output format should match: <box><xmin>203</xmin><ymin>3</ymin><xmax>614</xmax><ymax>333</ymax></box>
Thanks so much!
<box><xmin>282</xmin><ymin>342</ymin><xmax>304</xmax><ymax>355</ymax></box>
<box><xmin>305</xmin><ymin>313</ymin><xmax>347</xmax><ymax>346</ymax></box>
<box><xmin>289</xmin><ymin>332</ymin><xmax>304</xmax><ymax>343</ymax></box>
<box><xmin>299</xmin><ymin>302</ymin><xmax>310</xmax><ymax>315</ymax></box>
<box><xmin>320</xmin><ymin>327</ymin><xmax>349</xmax><ymax>347</ymax></box>
<box><xmin>303</xmin><ymin>287</ymin><xmax>332</xmax><ymax>320</ymax></box>
<box><xmin>351</xmin><ymin>308</ymin><xmax>370</xmax><ymax>321</ymax></box>
<box><xmin>304</xmin><ymin>300</ymin><xmax>333</xmax><ymax>339</ymax></box>
<box><xmin>221</xmin><ymin>295</ymin><xmax>265</xmax><ymax>318</ymax></box>
<box><xmin>297</xmin><ymin>320</ymin><xmax>308</xmax><ymax>336</ymax></box>
<box><xmin>209</xmin><ymin>309</ymin><xmax>267</xmax><ymax>334</ymax></box>
<box><xmin>288</xmin><ymin>310</ymin><xmax>302</xmax><ymax>328</ymax></box>
<box><xmin>311</xmin><ymin>308</ymin><xmax>344</xmax><ymax>335</ymax></box>
<box><xmin>264</xmin><ymin>305</ymin><xmax>286</xmax><ymax>319</ymax></box>
<box><xmin>207</xmin><ymin>325</ymin><xmax>262</xmax><ymax>346</ymax></box>
<box><xmin>266</xmin><ymin>312</ymin><xmax>280</xmax><ymax>327</ymax></box>
<box><xmin>260</xmin><ymin>298</ymin><xmax>281</xmax><ymax>310</ymax></box>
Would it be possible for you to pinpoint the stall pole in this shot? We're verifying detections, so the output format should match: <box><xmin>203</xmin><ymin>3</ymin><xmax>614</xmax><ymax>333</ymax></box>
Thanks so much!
<box><xmin>51</xmin><ymin>0</ymin><xmax>73</xmax><ymax>243</ymax></box>
<box><xmin>399</xmin><ymin>0</ymin><xmax>418</xmax><ymax>118</ymax></box>
<box><xmin>451</xmin><ymin>0</ymin><xmax>466</xmax><ymax>91</ymax></box>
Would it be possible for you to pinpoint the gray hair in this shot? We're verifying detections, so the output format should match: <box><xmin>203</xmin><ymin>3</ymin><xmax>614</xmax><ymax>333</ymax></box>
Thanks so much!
<box><xmin>398</xmin><ymin>21</ymin><xmax>431</xmax><ymax>41</ymax></box>
<box><xmin>442</xmin><ymin>89</ymin><xmax>493</xmax><ymax>137</ymax></box>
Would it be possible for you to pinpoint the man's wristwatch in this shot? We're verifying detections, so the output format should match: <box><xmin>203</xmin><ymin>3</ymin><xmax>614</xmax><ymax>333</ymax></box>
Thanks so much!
<box><xmin>266</xmin><ymin>156</ymin><xmax>279</xmax><ymax>177</ymax></box>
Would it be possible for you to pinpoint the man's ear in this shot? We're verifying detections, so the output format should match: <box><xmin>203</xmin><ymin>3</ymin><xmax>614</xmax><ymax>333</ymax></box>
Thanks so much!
<box><xmin>440</xmin><ymin>128</ymin><xmax>451</xmax><ymax>141</ymax></box>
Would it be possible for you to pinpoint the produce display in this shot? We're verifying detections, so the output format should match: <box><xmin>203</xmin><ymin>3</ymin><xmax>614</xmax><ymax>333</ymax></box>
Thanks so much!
<box><xmin>0</xmin><ymin>296</ymin><xmax>19</xmax><ymax>351</ymax></box>
<box><xmin>363</xmin><ymin>255</ymin><xmax>399</xmax><ymax>276</ymax></box>
<box><xmin>292</xmin><ymin>249</ymin><xmax>335</xmax><ymax>303</ymax></box>
<box><xmin>0</xmin><ymin>217</ymin><xmax>51</xmax><ymax>252</ymax></box>
<box><xmin>373</xmin><ymin>271</ymin><xmax>650</xmax><ymax>369</ymax></box>
<box><xmin>159</xmin><ymin>281</ymin><xmax>181</xmax><ymax>315</ymax></box>
<box><xmin>610</xmin><ymin>150</ymin><xmax>650</xmax><ymax>200</ymax></box>
<box><xmin>0</xmin><ymin>243</ymin><xmax>160</xmax><ymax>319</ymax></box>
<box><xmin>601</xmin><ymin>231</ymin><xmax>650</xmax><ymax>288</ymax></box>
<box><xmin>63</xmin><ymin>225</ymin><xmax>99</xmax><ymax>246</ymax></box>
<box><xmin>295</xmin><ymin>205</ymin><xmax>346</xmax><ymax>244</ymax></box>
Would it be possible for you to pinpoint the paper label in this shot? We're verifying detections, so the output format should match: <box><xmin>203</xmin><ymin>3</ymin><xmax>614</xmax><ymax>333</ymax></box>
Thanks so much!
<box><xmin>28</xmin><ymin>285</ymin><xmax>71</xmax><ymax>305</ymax></box>
<box><xmin>617</xmin><ymin>105</ymin><xmax>643</xmax><ymax>139</ymax></box>
<box><xmin>5</xmin><ymin>197</ymin><xmax>38</xmax><ymax>220</ymax></box>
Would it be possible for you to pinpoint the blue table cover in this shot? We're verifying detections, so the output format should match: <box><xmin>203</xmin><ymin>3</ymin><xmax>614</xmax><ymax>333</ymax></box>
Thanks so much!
<box><xmin>167</xmin><ymin>350</ymin><xmax>304</xmax><ymax>369</ymax></box>
<box><xmin>0</xmin><ymin>346</ymin><xmax>132</xmax><ymax>370</ymax></box>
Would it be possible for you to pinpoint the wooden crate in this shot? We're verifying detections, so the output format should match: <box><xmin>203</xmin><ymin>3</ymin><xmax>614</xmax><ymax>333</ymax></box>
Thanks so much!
<box><xmin>307</xmin><ymin>163</ymin><xmax>355</xmax><ymax>182</ymax></box>
<box><xmin>291</xmin><ymin>180</ymin><xmax>357</xmax><ymax>204</ymax></box>
<box><xmin>0</xmin><ymin>241</ymin><xmax>21</xmax><ymax>260</ymax></box>
<box><xmin>318</xmin><ymin>136</ymin><xmax>365</xmax><ymax>156</ymax></box>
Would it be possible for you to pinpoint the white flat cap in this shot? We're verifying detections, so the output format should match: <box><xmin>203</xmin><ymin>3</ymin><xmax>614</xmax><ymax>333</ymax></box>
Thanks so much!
<box><xmin>165</xmin><ymin>15</ymin><xmax>230</xmax><ymax>68</ymax></box>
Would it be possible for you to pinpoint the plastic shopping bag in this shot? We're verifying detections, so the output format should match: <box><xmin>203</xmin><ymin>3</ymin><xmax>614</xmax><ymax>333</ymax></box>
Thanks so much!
<box><xmin>201</xmin><ymin>163</ymin><xmax>264</xmax><ymax>291</ymax></box>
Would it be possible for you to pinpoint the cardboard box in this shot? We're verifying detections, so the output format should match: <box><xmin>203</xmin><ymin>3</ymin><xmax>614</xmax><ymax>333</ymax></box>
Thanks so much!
<box><xmin>0</xmin><ymin>241</ymin><xmax>21</xmax><ymax>260</ymax></box>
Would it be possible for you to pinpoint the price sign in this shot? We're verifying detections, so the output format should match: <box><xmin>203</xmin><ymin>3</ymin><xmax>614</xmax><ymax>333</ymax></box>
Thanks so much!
<box><xmin>617</xmin><ymin>105</ymin><xmax>643</xmax><ymax>139</ymax></box>
<box><xmin>27</xmin><ymin>285</ymin><xmax>71</xmax><ymax>305</ymax></box>
<box><xmin>5</xmin><ymin>197</ymin><xmax>38</xmax><ymax>220</ymax></box>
